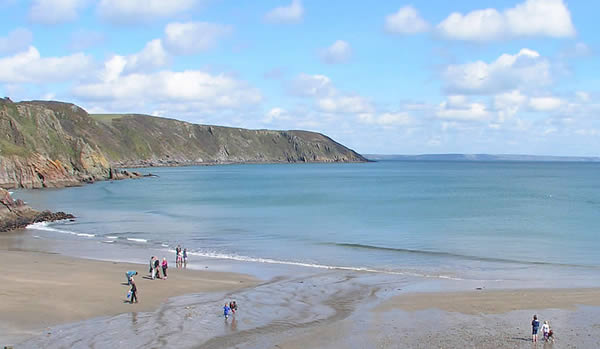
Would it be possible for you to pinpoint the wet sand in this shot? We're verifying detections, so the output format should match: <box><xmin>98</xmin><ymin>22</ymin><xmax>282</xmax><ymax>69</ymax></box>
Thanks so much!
<box><xmin>375</xmin><ymin>288</ymin><xmax>600</xmax><ymax>314</ymax></box>
<box><xmin>0</xmin><ymin>248</ymin><xmax>257</xmax><ymax>344</ymax></box>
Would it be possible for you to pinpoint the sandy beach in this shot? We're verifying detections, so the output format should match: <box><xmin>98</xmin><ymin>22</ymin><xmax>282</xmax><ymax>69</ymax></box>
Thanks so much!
<box><xmin>2</xmin><ymin>233</ymin><xmax>600</xmax><ymax>348</ymax></box>
<box><xmin>0</xmin><ymin>248</ymin><xmax>257</xmax><ymax>345</ymax></box>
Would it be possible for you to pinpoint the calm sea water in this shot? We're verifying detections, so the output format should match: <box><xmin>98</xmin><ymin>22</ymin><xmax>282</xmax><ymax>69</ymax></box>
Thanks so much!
<box><xmin>17</xmin><ymin>161</ymin><xmax>600</xmax><ymax>282</ymax></box>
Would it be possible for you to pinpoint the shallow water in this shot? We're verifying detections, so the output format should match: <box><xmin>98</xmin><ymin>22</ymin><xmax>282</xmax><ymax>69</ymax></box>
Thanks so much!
<box><xmin>15</xmin><ymin>160</ymin><xmax>600</xmax><ymax>284</ymax></box>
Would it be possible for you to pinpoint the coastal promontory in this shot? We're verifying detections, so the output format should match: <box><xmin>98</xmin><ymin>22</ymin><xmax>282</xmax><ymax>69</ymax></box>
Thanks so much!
<box><xmin>0</xmin><ymin>98</ymin><xmax>365</xmax><ymax>189</ymax></box>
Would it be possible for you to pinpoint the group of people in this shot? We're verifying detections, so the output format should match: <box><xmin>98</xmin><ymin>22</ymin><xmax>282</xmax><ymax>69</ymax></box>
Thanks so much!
<box><xmin>150</xmin><ymin>256</ymin><xmax>169</xmax><ymax>280</ymax></box>
<box><xmin>175</xmin><ymin>245</ymin><xmax>188</xmax><ymax>268</ymax></box>
<box><xmin>532</xmin><ymin>315</ymin><xmax>554</xmax><ymax>343</ymax></box>
<box><xmin>223</xmin><ymin>301</ymin><xmax>238</xmax><ymax>319</ymax></box>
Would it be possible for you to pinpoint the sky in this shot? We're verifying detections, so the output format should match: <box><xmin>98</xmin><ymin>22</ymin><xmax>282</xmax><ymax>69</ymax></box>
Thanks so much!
<box><xmin>0</xmin><ymin>0</ymin><xmax>599</xmax><ymax>156</ymax></box>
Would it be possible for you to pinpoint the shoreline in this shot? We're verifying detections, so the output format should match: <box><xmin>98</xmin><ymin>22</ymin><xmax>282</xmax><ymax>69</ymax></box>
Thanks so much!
<box><xmin>3</xmin><ymin>233</ymin><xmax>600</xmax><ymax>348</ymax></box>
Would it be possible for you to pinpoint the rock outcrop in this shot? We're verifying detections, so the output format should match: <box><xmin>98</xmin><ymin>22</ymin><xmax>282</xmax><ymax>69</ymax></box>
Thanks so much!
<box><xmin>0</xmin><ymin>98</ymin><xmax>366</xmax><ymax>188</ymax></box>
<box><xmin>0</xmin><ymin>188</ymin><xmax>74</xmax><ymax>232</ymax></box>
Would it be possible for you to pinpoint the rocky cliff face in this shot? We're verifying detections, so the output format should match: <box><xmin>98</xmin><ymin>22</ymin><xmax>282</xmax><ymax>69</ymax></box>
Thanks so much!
<box><xmin>0</xmin><ymin>187</ymin><xmax>74</xmax><ymax>232</ymax></box>
<box><xmin>0</xmin><ymin>98</ymin><xmax>365</xmax><ymax>188</ymax></box>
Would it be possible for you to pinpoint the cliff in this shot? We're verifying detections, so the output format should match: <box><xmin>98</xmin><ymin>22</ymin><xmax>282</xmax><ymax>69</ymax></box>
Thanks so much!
<box><xmin>0</xmin><ymin>98</ymin><xmax>365</xmax><ymax>188</ymax></box>
<box><xmin>0</xmin><ymin>187</ymin><xmax>73</xmax><ymax>232</ymax></box>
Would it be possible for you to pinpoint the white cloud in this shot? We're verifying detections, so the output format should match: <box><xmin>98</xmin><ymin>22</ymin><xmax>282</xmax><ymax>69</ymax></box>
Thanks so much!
<box><xmin>317</xmin><ymin>95</ymin><xmax>373</xmax><ymax>114</ymax></box>
<box><xmin>265</xmin><ymin>0</ymin><xmax>304</xmax><ymax>24</ymax></box>
<box><xmin>0</xmin><ymin>28</ymin><xmax>32</xmax><ymax>54</ymax></box>
<box><xmin>102</xmin><ymin>39</ymin><xmax>169</xmax><ymax>79</ymax></box>
<box><xmin>385</xmin><ymin>6</ymin><xmax>429</xmax><ymax>34</ymax></box>
<box><xmin>0</xmin><ymin>46</ymin><xmax>93</xmax><ymax>83</ymax></box>
<box><xmin>437</xmin><ymin>97</ymin><xmax>490</xmax><ymax>121</ymax></box>
<box><xmin>263</xmin><ymin>107</ymin><xmax>291</xmax><ymax>123</ymax></box>
<box><xmin>377</xmin><ymin>112</ymin><xmax>414</xmax><ymax>126</ymax></box>
<box><xmin>163</xmin><ymin>22</ymin><xmax>232</xmax><ymax>55</ymax></box>
<box><xmin>437</xmin><ymin>0</ymin><xmax>575</xmax><ymax>41</ymax></box>
<box><xmin>529</xmin><ymin>96</ymin><xmax>563</xmax><ymax>111</ymax></box>
<box><xmin>320</xmin><ymin>40</ymin><xmax>351</xmax><ymax>64</ymax></box>
<box><xmin>443</xmin><ymin>48</ymin><xmax>551</xmax><ymax>94</ymax></box>
<box><xmin>73</xmin><ymin>70</ymin><xmax>262</xmax><ymax>110</ymax></box>
<box><xmin>494</xmin><ymin>90</ymin><xmax>527</xmax><ymax>121</ymax></box>
<box><xmin>290</xmin><ymin>73</ymin><xmax>334</xmax><ymax>97</ymax></box>
<box><xmin>30</xmin><ymin>0</ymin><xmax>88</xmax><ymax>24</ymax></box>
<box><xmin>98</xmin><ymin>0</ymin><xmax>197</xmax><ymax>23</ymax></box>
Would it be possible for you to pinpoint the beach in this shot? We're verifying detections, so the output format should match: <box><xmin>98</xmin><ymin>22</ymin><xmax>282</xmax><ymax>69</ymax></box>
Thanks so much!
<box><xmin>0</xmin><ymin>246</ymin><xmax>257</xmax><ymax>346</ymax></box>
<box><xmin>3</xmin><ymin>236</ymin><xmax>600</xmax><ymax>348</ymax></box>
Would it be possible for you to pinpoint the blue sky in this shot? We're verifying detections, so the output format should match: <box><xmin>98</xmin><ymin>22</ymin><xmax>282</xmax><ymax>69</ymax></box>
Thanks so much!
<box><xmin>0</xmin><ymin>0</ymin><xmax>599</xmax><ymax>155</ymax></box>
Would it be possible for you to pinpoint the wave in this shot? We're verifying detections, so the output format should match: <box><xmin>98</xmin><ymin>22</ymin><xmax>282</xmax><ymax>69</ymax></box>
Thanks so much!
<box><xmin>27</xmin><ymin>222</ymin><xmax>80</xmax><ymax>236</ymax></box>
<box><xmin>126</xmin><ymin>238</ymin><xmax>147</xmax><ymax>243</ymax></box>
<box><xmin>106</xmin><ymin>236</ymin><xmax>118</xmax><ymax>239</ymax></box>
<box><xmin>327</xmin><ymin>242</ymin><xmax>596</xmax><ymax>269</ymax></box>
<box><xmin>184</xmin><ymin>250</ymin><xmax>465</xmax><ymax>280</ymax></box>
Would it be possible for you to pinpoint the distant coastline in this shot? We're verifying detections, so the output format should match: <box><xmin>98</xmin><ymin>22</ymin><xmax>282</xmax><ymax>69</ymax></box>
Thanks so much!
<box><xmin>363</xmin><ymin>153</ymin><xmax>600</xmax><ymax>162</ymax></box>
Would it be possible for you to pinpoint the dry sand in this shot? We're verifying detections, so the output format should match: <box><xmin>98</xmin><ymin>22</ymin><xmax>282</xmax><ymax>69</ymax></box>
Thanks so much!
<box><xmin>0</xmin><ymin>248</ymin><xmax>257</xmax><ymax>342</ymax></box>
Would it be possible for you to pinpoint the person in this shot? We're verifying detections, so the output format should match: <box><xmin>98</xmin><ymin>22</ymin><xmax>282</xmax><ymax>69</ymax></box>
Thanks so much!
<box><xmin>183</xmin><ymin>248</ymin><xmax>188</xmax><ymax>267</ymax></box>
<box><xmin>162</xmin><ymin>258</ymin><xmax>168</xmax><ymax>280</ymax></box>
<box><xmin>130</xmin><ymin>278</ymin><xmax>138</xmax><ymax>304</ymax></box>
<box><xmin>176</xmin><ymin>245</ymin><xmax>181</xmax><ymax>265</ymax></box>
<box><xmin>125</xmin><ymin>270</ymin><xmax>137</xmax><ymax>285</ymax></box>
<box><xmin>542</xmin><ymin>321</ymin><xmax>550</xmax><ymax>342</ymax></box>
<box><xmin>229</xmin><ymin>301</ymin><xmax>237</xmax><ymax>314</ymax></box>
<box><xmin>532</xmin><ymin>315</ymin><xmax>540</xmax><ymax>342</ymax></box>
<box><xmin>223</xmin><ymin>303</ymin><xmax>230</xmax><ymax>319</ymax></box>
<box><xmin>154</xmin><ymin>257</ymin><xmax>161</xmax><ymax>279</ymax></box>
<box><xmin>149</xmin><ymin>256</ymin><xmax>155</xmax><ymax>278</ymax></box>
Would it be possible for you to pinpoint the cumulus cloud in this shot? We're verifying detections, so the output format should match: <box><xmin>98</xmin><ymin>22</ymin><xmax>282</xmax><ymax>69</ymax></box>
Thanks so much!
<box><xmin>437</xmin><ymin>0</ymin><xmax>575</xmax><ymax>41</ymax></box>
<box><xmin>73</xmin><ymin>70</ymin><xmax>262</xmax><ymax>111</ymax></box>
<box><xmin>163</xmin><ymin>22</ymin><xmax>232</xmax><ymax>55</ymax></box>
<box><xmin>98</xmin><ymin>0</ymin><xmax>197</xmax><ymax>23</ymax></box>
<box><xmin>528</xmin><ymin>96</ymin><xmax>563</xmax><ymax>111</ymax></box>
<box><xmin>265</xmin><ymin>0</ymin><xmax>304</xmax><ymax>24</ymax></box>
<box><xmin>0</xmin><ymin>28</ymin><xmax>32</xmax><ymax>54</ymax></box>
<box><xmin>289</xmin><ymin>73</ymin><xmax>373</xmax><ymax>114</ymax></box>
<box><xmin>436</xmin><ymin>96</ymin><xmax>490</xmax><ymax>121</ymax></box>
<box><xmin>443</xmin><ymin>48</ymin><xmax>551</xmax><ymax>94</ymax></box>
<box><xmin>320</xmin><ymin>40</ymin><xmax>351</xmax><ymax>64</ymax></box>
<box><xmin>263</xmin><ymin>107</ymin><xmax>291</xmax><ymax>123</ymax></box>
<box><xmin>29</xmin><ymin>0</ymin><xmax>88</xmax><ymax>24</ymax></box>
<box><xmin>102</xmin><ymin>39</ymin><xmax>169</xmax><ymax>79</ymax></box>
<box><xmin>494</xmin><ymin>90</ymin><xmax>527</xmax><ymax>121</ymax></box>
<box><xmin>385</xmin><ymin>6</ymin><xmax>429</xmax><ymax>34</ymax></box>
<box><xmin>359</xmin><ymin>112</ymin><xmax>414</xmax><ymax>126</ymax></box>
<box><xmin>0</xmin><ymin>46</ymin><xmax>93</xmax><ymax>83</ymax></box>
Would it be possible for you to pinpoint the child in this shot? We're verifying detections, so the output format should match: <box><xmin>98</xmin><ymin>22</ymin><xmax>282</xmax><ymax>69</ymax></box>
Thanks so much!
<box><xmin>162</xmin><ymin>258</ymin><xmax>168</xmax><ymax>280</ymax></box>
<box><xmin>223</xmin><ymin>303</ymin><xmax>230</xmax><ymax>319</ymax></box>
<box><xmin>542</xmin><ymin>321</ymin><xmax>550</xmax><ymax>342</ymax></box>
<box><xmin>531</xmin><ymin>315</ymin><xmax>540</xmax><ymax>342</ymax></box>
<box><xmin>130</xmin><ymin>278</ymin><xmax>138</xmax><ymax>304</ymax></box>
<box><xmin>229</xmin><ymin>301</ymin><xmax>238</xmax><ymax>314</ymax></box>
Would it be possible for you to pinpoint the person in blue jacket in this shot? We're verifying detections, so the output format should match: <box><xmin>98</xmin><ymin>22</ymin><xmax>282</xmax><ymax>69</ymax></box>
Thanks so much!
<box><xmin>223</xmin><ymin>303</ymin><xmax>231</xmax><ymax>319</ymax></box>
<box><xmin>125</xmin><ymin>270</ymin><xmax>137</xmax><ymax>285</ymax></box>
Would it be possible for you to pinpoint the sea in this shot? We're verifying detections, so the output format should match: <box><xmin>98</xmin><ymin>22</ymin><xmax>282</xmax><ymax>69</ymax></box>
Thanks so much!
<box><xmin>15</xmin><ymin>160</ymin><xmax>600</xmax><ymax>288</ymax></box>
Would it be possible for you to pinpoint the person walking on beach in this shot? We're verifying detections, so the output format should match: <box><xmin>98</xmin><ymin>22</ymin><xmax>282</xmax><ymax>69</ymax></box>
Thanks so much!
<box><xmin>183</xmin><ymin>248</ymin><xmax>188</xmax><ymax>267</ymax></box>
<box><xmin>229</xmin><ymin>301</ymin><xmax>237</xmax><ymax>315</ymax></box>
<box><xmin>162</xmin><ymin>258</ymin><xmax>168</xmax><ymax>280</ymax></box>
<box><xmin>125</xmin><ymin>270</ymin><xmax>137</xmax><ymax>285</ymax></box>
<box><xmin>130</xmin><ymin>278</ymin><xmax>138</xmax><ymax>304</ymax></box>
<box><xmin>223</xmin><ymin>303</ymin><xmax>230</xmax><ymax>320</ymax></box>
<box><xmin>532</xmin><ymin>315</ymin><xmax>540</xmax><ymax>342</ymax></box>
